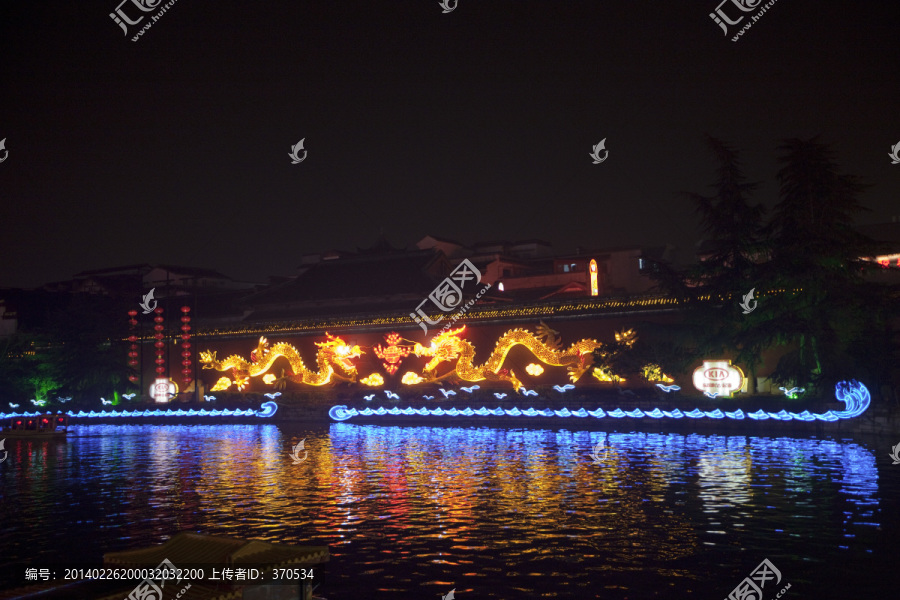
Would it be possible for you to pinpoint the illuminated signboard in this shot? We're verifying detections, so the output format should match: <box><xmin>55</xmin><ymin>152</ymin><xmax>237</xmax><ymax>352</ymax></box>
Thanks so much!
<box><xmin>589</xmin><ymin>259</ymin><xmax>598</xmax><ymax>296</ymax></box>
<box><xmin>692</xmin><ymin>360</ymin><xmax>745</xmax><ymax>397</ymax></box>
<box><xmin>150</xmin><ymin>378</ymin><xmax>178</xmax><ymax>403</ymax></box>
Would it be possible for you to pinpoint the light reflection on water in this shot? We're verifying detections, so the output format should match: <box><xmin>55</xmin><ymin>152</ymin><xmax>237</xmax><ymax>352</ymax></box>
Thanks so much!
<box><xmin>0</xmin><ymin>424</ymin><xmax>893</xmax><ymax>598</ymax></box>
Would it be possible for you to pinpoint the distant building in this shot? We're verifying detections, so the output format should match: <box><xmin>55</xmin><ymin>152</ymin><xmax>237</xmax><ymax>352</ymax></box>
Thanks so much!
<box><xmin>0</xmin><ymin>299</ymin><xmax>15</xmax><ymax>337</ymax></box>
<box><xmin>858</xmin><ymin>220</ymin><xmax>900</xmax><ymax>281</ymax></box>
<box><xmin>42</xmin><ymin>264</ymin><xmax>257</xmax><ymax>298</ymax></box>
<box><xmin>417</xmin><ymin>235</ymin><xmax>673</xmax><ymax>302</ymax></box>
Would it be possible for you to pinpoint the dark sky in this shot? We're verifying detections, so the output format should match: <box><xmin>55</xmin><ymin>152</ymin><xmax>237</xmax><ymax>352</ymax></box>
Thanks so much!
<box><xmin>1</xmin><ymin>1</ymin><xmax>897</xmax><ymax>288</ymax></box>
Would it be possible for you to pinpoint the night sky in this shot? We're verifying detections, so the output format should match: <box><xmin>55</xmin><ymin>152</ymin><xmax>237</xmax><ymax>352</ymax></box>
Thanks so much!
<box><xmin>1</xmin><ymin>1</ymin><xmax>897</xmax><ymax>288</ymax></box>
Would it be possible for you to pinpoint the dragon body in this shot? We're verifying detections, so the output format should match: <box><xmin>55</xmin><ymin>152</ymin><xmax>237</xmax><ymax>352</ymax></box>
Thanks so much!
<box><xmin>411</xmin><ymin>324</ymin><xmax>614</xmax><ymax>391</ymax></box>
<box><xmin>199</xmin><ymin>335</ymin><xmax>362</xmax><ymax>390</ymax></box>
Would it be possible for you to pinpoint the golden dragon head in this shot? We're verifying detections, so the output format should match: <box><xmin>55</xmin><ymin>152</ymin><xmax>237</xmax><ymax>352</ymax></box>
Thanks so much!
<box><xmin>413</xmin><ymin>326</ymin><xmax>467</xmax><ymax>372</ymax></box>
<box><xmin>250</xmin><ymin>336</ymin><xmax>269</xmax><ymax>363</ymax></box>
<box><xmin>198</xmin><ymin>350</ymin><xmax>217</xmax><ymax>368</ymax></box>
<box><xmin>316</xmin><ymin>333</ymin><xmax>364</xmax><ymax>375</ymax></box>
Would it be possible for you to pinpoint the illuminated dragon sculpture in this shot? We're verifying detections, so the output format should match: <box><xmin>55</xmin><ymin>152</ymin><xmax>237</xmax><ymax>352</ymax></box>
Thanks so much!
<box><xmin>199</xmin><ymin>334</ymin><xmax>363</xmax><ymax>391</ymax></box>
<box><xmin>408</xmin><ymin>323</ymin><xmax>621</xmax><ymax>392</ymax></box>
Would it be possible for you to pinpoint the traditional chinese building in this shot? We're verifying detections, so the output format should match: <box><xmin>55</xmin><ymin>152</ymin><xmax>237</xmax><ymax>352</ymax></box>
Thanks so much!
<box><xmin>167</xmin><ymin>236</ymin><xmax>701</xmax><ymax>399</ymax></box>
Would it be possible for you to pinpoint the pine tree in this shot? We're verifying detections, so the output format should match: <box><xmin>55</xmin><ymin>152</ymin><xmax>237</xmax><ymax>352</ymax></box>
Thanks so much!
<box><xmin>761</xmin><ymin>137</ymin><xmax>886</xmax><ymax>394</ymax></box>
<box><xmin>649</xmin><ymin>136</ymin><xmax>768</xmax><ymax>391</ymax></box>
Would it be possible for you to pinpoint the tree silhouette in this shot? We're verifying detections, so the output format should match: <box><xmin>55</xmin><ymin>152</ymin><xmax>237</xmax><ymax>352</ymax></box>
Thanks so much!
<box><xmin>649</xmin><ymin>136</ymin><xmax>768</xmax><ymax>391</ymax></box>
<box><xmin>761</xmin><ymin>137</ymin><xmax>889</xmax><ymax>394</ymax></box>
<box><xmin>34</xmin><ymin>294</ymin><xmax>131</xmax><ymax>404</ymax></box>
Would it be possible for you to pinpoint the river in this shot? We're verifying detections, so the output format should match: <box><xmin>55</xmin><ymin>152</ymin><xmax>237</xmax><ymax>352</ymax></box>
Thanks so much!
<box><xmin>1</xmin><ymin>423</ymin><xmax>897</xmax><ymax>598</ymax></box>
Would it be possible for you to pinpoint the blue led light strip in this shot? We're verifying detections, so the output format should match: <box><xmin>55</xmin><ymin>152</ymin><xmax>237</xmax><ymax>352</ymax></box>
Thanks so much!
<box><xmin>328</xmin><ymin>380</ymin><xmax>870</xmax><ymax>423</ymax></box>
<box><xmin>0</xmin><ymin>401</ymin><xmax>279</xmax><ymax>420</ymax></box>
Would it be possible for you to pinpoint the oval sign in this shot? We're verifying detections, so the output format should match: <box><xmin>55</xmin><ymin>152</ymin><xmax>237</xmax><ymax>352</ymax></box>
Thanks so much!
<box><xmin>693</xmin><ymin>360</ymin><xmax>746</xmax><ymax>398</ymax></box>
<box><xmin>705</xmin><ymin>368</ymin><xmax>728</xmax><ymax>380</ymax></box>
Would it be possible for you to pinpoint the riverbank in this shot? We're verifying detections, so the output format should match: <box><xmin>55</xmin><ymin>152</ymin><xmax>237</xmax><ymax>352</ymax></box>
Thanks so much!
<box><xmin>44</xmin><ymin>385</ymin><xmax>899</xmax><ymax>434</ymax></box>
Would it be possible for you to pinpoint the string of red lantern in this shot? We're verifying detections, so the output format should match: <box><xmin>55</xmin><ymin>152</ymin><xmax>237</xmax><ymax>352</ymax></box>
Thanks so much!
<box><xmin>154</xmin><ymin>307</ymin><xmax>166</xmax><ymax>378</ymax></box>
<box><xmin>180</xmin><ymin>306</ymin><xmax>192</xmax><ymax>387</ymax></box>
<box><xmin>127</xmin><ymin>309</ymin><xmax>139</xmax><ymax>384</ymax></box>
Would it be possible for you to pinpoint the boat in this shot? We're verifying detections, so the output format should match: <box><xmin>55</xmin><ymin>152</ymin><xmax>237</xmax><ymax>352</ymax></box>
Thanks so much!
<box><xmin>1</xmin><ymin>414</ymin><xmax>69</xmax><ymax>439</ymax></box>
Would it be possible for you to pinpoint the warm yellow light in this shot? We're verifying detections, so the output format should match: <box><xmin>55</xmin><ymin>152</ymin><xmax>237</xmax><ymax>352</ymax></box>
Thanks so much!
<box><xmin>642</xmin><ymin>364</ymin><xmax>674</xmax><ymax>383</ymax></box>
<box><xmin>589</xmin><ymin>259</ymin><xmax>598</xmax><ymax>296</ymax></box>
<box><xmin>401</xmin><ymin>372</ymin><xmax>425</xmax><ymax>385</ymax></box>
<box><xmin>262</xmin><ymin>374</ymin><xmax>276</xmax><ymax>385</ymax></box>
<box><xmin>525</xmin><ymin>363</ymin><xmax>544</xmax><ymax>376</ymax></box>
<box><xmin>413</xmin><ymin>324</ymin><xmax>604</xmax><ymax>390</ymax></box>
<box><xmin>373</xmin><ymin>332</ymin><xmax>412</xmax><ymax>375</ymax></box>
<box><xmin>199</xmin><ymin>333</ymin><xmax>363</xmax><ymax>387</ymax></box>
<box><xmin>592</xmin><ymin>367</ymin><xmax>624</xmax><ymax>383</ymax></box>
<box><xmin>211</xmin><ymin>377</ymin><xmax>232</xmax><ymax>391</ymax></box>
<box><xmin>234</xmin><ymin>376</ymin><xmax>249</xmax><ymax>391</ymax></box>
<box><xmin>615</xmin><ymin>329</ymin><xmax>637</xmax><ymax>346</ymax></box>
<box><xmin>361</xmin><ymin>373</ymin><xmax>385</xmax><ymax>386</ymax></box>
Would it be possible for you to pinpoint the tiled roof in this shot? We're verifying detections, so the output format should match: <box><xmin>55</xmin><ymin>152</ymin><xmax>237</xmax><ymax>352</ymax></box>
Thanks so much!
<box><xmin>420</xmin><ymin>233</ymin><xmax>465</xmax><ymax>246</ymax></box>
<box><xmin>857</xmin><ymin>222</ymin><xmax>900</xmax><ymax>244</ymax></box>
<box><xmin>242</xmin><ymin>249</ymin><xmax>444</xmax><ymax>307</ymax></box>
<box><xmin>73</xmin><ymin>264</ymin><xmax>232</xmax><ymax>280</ymax></box>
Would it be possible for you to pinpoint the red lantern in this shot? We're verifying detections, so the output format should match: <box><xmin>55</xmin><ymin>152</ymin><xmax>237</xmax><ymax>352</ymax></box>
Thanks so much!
<box><xmin>178</xmin><ymin>306</ymin><xmax>191</xmax><ymax>386</ymax></box>
<box><xmin>127</xmin><ymin>311</ymin><xmax>139</xmax><ymax>386</ymax></box>
<box><xmin>148</xmin><ymin>306</ymin><xmax>167</xmax><ymax>382</ymax></box>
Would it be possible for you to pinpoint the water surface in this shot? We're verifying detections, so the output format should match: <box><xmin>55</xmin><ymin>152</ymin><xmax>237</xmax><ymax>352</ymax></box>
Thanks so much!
<box><xmin>1</xmin><ymin>423</ymin><xmax>896</xmax><ymax>598</ymax></box>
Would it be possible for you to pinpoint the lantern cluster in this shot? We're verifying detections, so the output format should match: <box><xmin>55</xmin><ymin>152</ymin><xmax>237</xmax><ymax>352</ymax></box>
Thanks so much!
<box><xmin>127</xmin><ymin>309</ymin><xmax>139</xmax><ymax>384</ymax></box>
<box><xmin>153</xmin><ymin>307</ymin><xmax>166</xmax><ymax>376</ymax></box>
<box><xmin>180</xmin><ymin>306</ymin><xmax>192</xmax><ymax>387</ymax></box>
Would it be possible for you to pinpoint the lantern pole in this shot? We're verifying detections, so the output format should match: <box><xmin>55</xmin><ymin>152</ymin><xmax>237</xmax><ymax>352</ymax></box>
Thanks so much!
<box><xmin>194</xmin><ymin>278</ymin><xmax>199</xmax><ymax>404</ymax></box>
<box><xmin>139</xmin><ymin>268</ymin><xmax>144</xmax><ymax>400</ymax></box>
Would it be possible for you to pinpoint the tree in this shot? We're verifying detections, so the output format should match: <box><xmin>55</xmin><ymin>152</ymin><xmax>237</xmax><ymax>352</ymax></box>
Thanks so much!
<box><xmin>760</xmin><ymin>137</ymin><xmax>888</xmax><ymax>394</ymax></box>
<box><xmin>0</xmin><ymin>334</ymin><xmax>37</xmax><ymax>404</ymax></box>
<box><xmin>34</xmin><ymin>294</ymin><xmax>131</xmax><ymax>405</ymax></box>
<box><xmin>648</xmin><ymin>136</ymin><xmax>768</xmax><ymax>390</ymax></box>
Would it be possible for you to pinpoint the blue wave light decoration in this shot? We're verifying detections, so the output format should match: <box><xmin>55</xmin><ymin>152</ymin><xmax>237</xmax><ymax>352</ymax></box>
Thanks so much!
<box><xmin>0</xmin><ymin>402</ymin><xmax>283</xmax><ymax>421</ymax></box>
<box><xmin>325</xmin><ymin>381</ymin><xmax>871</xmax><ymax>423</ymax></box>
